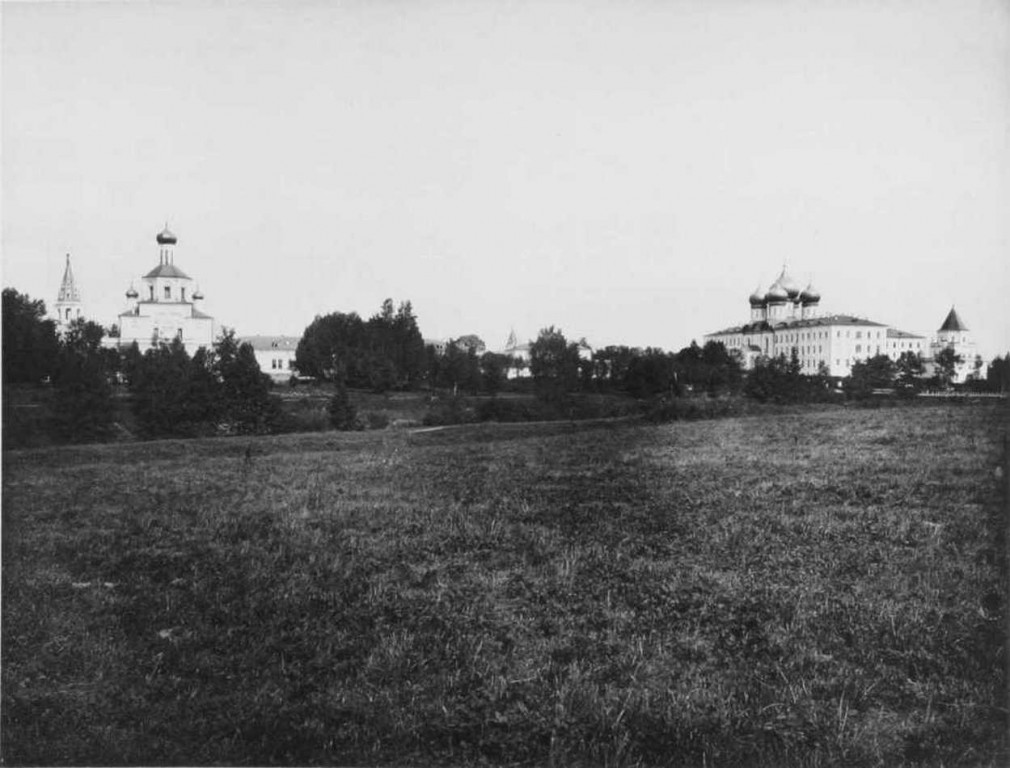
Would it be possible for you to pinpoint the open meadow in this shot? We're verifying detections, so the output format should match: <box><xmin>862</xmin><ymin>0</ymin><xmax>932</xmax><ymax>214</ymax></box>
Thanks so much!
<box><xmin>2</xmin><ymin>402</ymin><xmax>1007</xmax><ymax>766</ymax></box>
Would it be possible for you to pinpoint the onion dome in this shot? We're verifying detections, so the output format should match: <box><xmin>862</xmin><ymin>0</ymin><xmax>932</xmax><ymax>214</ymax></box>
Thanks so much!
<box><xmin>765</xmin><ymin>280</ymin><xmax>788</xmax><ymax>303</ymax></box>
<box><xmin>125</xmin><ymin>283</ymin><xmax>139</xmax><ymax>299</ymax></box>
<box><xmin>192</xmin><ymin>286</ymin><xmax>204</xmax><ymax>301</ymax></box>
<box><xmin>799</xmin><ymin>281</ymin><xmax>821</xmax><ymax>304</ymax></box>
<box><xmin>749</xmin><ymin>285</ymin><xmax>765</xmax><ymax>306</ymax></box>
<box><xmin>778</xmin><ymin>269</ymin><xmax>801</xmax><ymax>300</ymax></box>
<box><xmin>156</xmin><ymin>225</ymin><xmax>177</xmax><ymax>245</ymax></box>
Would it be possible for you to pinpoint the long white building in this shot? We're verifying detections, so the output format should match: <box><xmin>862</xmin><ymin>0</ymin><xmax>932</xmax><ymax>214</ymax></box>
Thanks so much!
<box><xmin>704</xmin><ymin>268</ymin><xmax>928</xmax><ymax>378</ymax></box>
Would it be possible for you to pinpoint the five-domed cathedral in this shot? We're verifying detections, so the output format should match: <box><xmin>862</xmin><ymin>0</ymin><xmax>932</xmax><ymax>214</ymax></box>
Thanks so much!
<box><xmin>706</xmin><ymin>267</ymin><xmax>930</xmax><ymax>378</ymax></box>
<box><xmin>116</xmin><ymin>225</ymin><xmax>214</xmax><ymax>354</ymax></box>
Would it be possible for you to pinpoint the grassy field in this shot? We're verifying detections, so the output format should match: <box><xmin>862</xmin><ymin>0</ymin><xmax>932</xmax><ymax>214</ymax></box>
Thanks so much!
<box><xmin>2</xmin><ymin>402</ymin><xmax>1007</xmax><ymax>766</ymax></box>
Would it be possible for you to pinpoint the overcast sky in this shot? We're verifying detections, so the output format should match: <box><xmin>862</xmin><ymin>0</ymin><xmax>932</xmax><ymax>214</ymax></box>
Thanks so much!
<box><xmin>3</xmin><ymin>0</ymin><xmax>1008</xmax><ymax>358</ymax></box>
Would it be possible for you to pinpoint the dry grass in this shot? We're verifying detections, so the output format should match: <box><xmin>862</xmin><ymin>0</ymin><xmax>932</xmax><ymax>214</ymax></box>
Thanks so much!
<box><xmin>2</xmin><ymin>402</ymin><xmax>1007</xmax><ymax>766</ymax></box>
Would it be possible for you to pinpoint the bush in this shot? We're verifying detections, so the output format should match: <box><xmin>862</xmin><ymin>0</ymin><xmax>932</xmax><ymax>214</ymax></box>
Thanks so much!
<box><xmin>364</xmin><ymin>411</ymin><xmax>390</xmax><ymax>430</ymax></box>
<box><xmin>328</xmin><ymin>384</ymin><xmax>361</xmax><ymax>430</ymax></box>
<box><xmin>422</xmin><ymin>394</ymin><xmax>477</xmax><ymax>426</ymax></box>
<box><xmin>644</xmin><ymin>395</ymin><xmax>743</xmax><ymax>423</ymax></box>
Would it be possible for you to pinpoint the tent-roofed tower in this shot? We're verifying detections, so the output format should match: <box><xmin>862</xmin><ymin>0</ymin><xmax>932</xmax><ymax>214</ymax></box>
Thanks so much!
<box><xmin>930</xmin><ymin>305</ymin><xmax>976</xmax><ymax>383</ymax></box>
<box><xmin>53</xmin><ymin>253</ymin><xmax>83</xmax><ymax>329</ymax></box>
<box><xmin>117</xmin><ymin>224</ymin><xmax>214</xmax><ymax>354</ymax></box>
<box><xmin>938</xmin><ymin>306</ymin><xmax>968</xmax><ymax>334</ymax></box>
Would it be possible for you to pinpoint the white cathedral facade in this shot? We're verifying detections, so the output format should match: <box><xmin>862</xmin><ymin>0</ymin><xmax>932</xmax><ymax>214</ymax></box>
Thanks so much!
<box><xmin>704</xmin><ymin>268</ymin><xmax>977</xmax><ymax>382</ymax></box>
<box><xmin>115</xmin><ymin>226</ymin><xmax>215</xmax><ymax>355</ymax></box>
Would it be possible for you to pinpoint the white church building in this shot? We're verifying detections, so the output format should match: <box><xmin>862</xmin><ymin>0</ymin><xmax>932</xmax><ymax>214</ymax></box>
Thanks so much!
<box><xmin>115</xmin><ymin>226</ymin><xmax>215</xmax><ymax>354</ymax></box>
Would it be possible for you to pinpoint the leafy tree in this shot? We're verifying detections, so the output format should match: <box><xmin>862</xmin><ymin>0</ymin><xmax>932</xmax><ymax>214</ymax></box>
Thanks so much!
<box><xmin>933</xmin><ymin>346</ymin><xmax>962</xmax><ymax>389</ymax></box>
<box><xmin>699</xmin><ymin>340</ymin><xmax>743</xmax><ymax>396</ymax></box>
<box><xmin>214</xmin><ymin>329</ymin><xmax>282</xmax><ymax>434</ymax></box>
<box><xmin>296</xmin><ymin>299</ymin><xmax>426</xmax><ymax>391</ymax></box>
<box><xmin>967</xmin><ymin>355</ymin><xmax>984</xmax><ymax>383</ymax></box>
<box><xmin>847</xmin><ymin>354</ymin><xmax>896</xmax><ymax>398</ymax></box>
<box><xmin>120</xmin><ymin>341</ymin><xmax>144</xmax><ymax>387</ymax></box>
<box><xmin>625</xmin><ymin>348</ymin><xmax>677</xmax><ymax>398</ymax></box>
<box><xmin>479</xmin><ymin>352</ymin><xmax>509</xmax><ymax>394</ymax></box>
<box><xmin>130</xmin><ymin>338</ymin><xmax>197</xmax><ymax>437</ymax></box>
<box><xmin>591</xmin><ymin>346</ymin><xmax>638</xmax><ymax>391</ymax></box>
<box><xmin>2</xmin><ymin>288</ymin><xmax>59</xmax><ymax>386</ymax></box>
<box><xmin>295</xmin><ymin>311</ymin><xmax>367</xmax><ymax>382</ymax></box>
<box><xmin>986</xmin><ymin>354</ymin><xmax>1010</xmax><ymax>394</ymax></box>
<box><xmin>529</xmin><ymin>327</ymin><xmax>580</xmax><ymax>401</ymax></box>
<box><xmin>895</xmin><ymin>351</ymin><xmax>925</xmax><ymax>391</ymax></box>
<box><xmin>453</xmin><ymin>334</ymin><xmax>486</xmax><ymax>355</ymax></box>
<box><xmin>50</xmin><ymin>319</ymin><xmax>116</xmax><ymax>442</ymax></box>
<box><xmin>744</xmin><ymin>352</ymin><xmax>805</xmax><ymax>403</ymax></box>
<box><xmin>328</xmin><ymin>382</ymin><xmax>360</xmax><ymax>430</ymax></box>
<box><xmin>184</xmin><ymin>347</ymin><xmax>222</xmax><ymax>426</ymax></box>
<box><xmin>437</xmin><ymin>342</ymin><xmax>480</xmax><ymax>394</ymax></box>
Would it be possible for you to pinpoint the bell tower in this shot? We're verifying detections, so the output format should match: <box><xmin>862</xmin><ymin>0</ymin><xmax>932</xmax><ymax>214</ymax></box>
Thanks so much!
<box><xmin>53</xmin><ymin>253</ymin><xmax>83</xmax><ymax>329</ymax></box>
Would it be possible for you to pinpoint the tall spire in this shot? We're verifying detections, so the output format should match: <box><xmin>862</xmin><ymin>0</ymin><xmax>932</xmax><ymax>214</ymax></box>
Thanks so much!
<box><xmin>505</xmin><ymin>327</ymin><xmax>518</xmax><ymax>349</ymax></box>
<box><xmin>57</xmin><ymin>253</ymin><xmax>81</xmax><ymax>302</ymax></box>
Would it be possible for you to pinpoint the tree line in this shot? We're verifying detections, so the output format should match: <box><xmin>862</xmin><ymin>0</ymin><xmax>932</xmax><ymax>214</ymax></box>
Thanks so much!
<box><xmin>5</xmin><ymin>286</ymin><xmax>1009</xmax><ymax>443</ymax></box>
<box><xmin>3</xmin><ymin>288</ymin><xmax>279</xmax><ymax>442</ymax></box>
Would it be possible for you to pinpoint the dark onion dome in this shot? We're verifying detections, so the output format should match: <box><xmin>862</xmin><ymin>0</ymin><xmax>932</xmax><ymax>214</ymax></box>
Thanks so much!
<box><xmin>799</xmin><ymin>281</ymin><xmax>821</xmax><ymax>304</ymax></box>
<box><xmin>749</xmin><ymin>285</ymin><xmax>765</xmax><ymax>306</ymax></box>
<box><xmin>192</xmin><ymin>287</ymin><xmax>204</xmax><ymax>300</ymax></box>
<box><xmin>778</xmin><ymin>269</ymin><xmax>801</xmax><ymax>299</ymax></box>
<box><xmin>765</xmin><ymin>280</ymin><xmax>788</xmax><ymax>302</ymax></box>
<box><xmin>156</xmin><ymin>225</ymin><xmax>177</xmax><ymax>245</ymax></box>
<box><xmin>125</xmin><ymin>284</ymin><xmax>139</xmax><ymax>299</ymax></box>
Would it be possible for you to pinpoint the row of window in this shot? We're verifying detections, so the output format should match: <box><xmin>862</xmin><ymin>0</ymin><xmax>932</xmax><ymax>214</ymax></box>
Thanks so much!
<box><xmin>270</xmin><ymin>358</ymin><xmax>295</xmax><ymax>370</ymax></box>
<box><xmin>143</xmin><ymin>285</ymin><xmax>187</xmax><ymax>301</ymax></box>
<box><xmin>151</xmin><ymin>328</ymin><xmax>184</xmax><ymax>342</ymax></box>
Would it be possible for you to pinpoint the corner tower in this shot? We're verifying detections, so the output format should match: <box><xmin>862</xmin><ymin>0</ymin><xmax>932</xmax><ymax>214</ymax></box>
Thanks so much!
<box><xmin>930</xmin><ymin>306</ymin><xmax>976</xmax><ymax>383</ymax></box>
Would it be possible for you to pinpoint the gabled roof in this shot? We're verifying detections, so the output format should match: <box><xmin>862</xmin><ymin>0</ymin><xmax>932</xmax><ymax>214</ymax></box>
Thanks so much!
<box><xmin>887</xmin><ymin>328</ymin><xmax>924</xmax><ymax>339</ymax></box>
<box><xmin>144</xmin><ymin>263</ymin><xmax>191</xmax><ymax>279</ymax></box>
<box><xmin>938</xmin><ymin>307</ymin><xmax>968</xmax><ymax>332</ymax></box>
<box><xmin>239</xmin><ymin>335</ymin><xmax>299</xmax><ymax>351</ymax></box>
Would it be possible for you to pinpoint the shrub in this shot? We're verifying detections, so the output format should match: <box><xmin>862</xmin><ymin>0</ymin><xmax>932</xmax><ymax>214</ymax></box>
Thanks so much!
<box><xmin>328</xmin><ymin>384</ymin><xmax>361</xmax><ymax>430</ymax></box>
<box><xmin>422</xmin><ymin>394</ymin><xmax>477</xmax><ymax>426</ymax></box>
<box><xmin>364</xmin><ymin>411</ymin><xmax>390</xmax><ymax>430</ymax></box>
